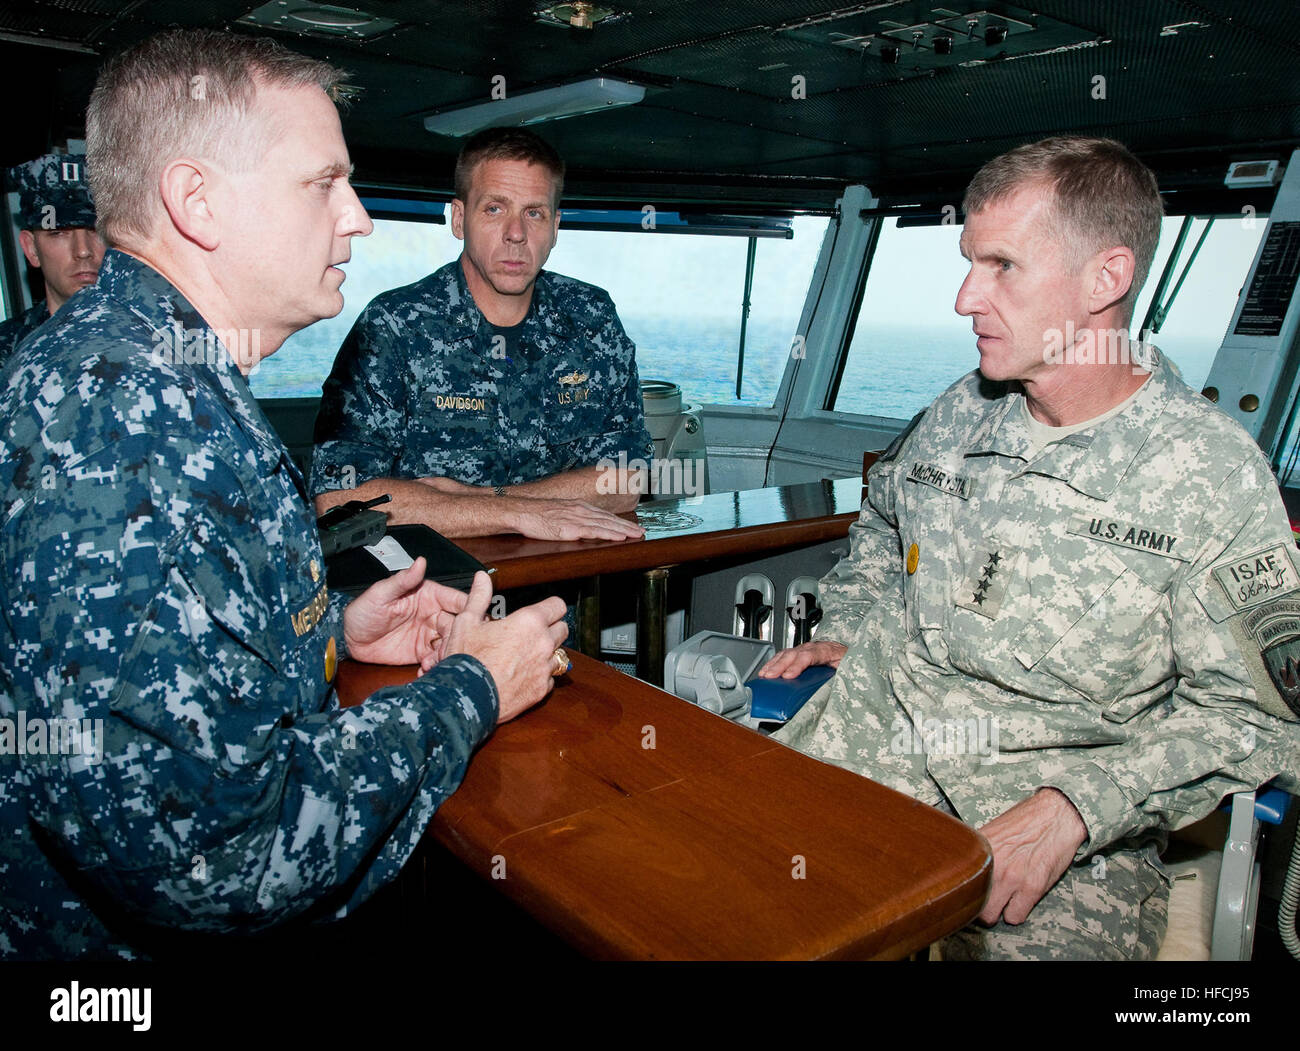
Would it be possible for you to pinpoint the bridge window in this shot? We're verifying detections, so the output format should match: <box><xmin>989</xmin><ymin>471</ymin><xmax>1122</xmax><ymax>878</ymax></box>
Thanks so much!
<box><xmin>545</xmin><ymin>214</ymin><xmax>830</xmax><ymax>407</ymax></box>
<box><xmin>249</xmin><ymin>204</ymin><xmax>830</xmax><ymax>408</ymax></box>
<box><xmin>831</xmin><ymin>217</ymin><xmax>970</xmax><ymax>420</ymax></box>
<box><xmin>829</xmin><ymin>213</ymin><xmax>1267</xmax><ymax>420</ymax></box>
<box><xmin>1132</xmin><ymin>215</ymin><xmax>1268</xmax><ymax>393</ymax></box>
<box><xmin>250</xmin><ymin>213</ymin><xmax>460</xmax><ymax>399</ymax></box>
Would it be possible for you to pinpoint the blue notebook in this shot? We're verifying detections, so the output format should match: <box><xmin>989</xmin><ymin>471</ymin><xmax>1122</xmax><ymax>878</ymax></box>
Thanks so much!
<box><xmin>746</xmin><ymin>664</ymin><xmax>836</xmax><ymax>723</ymax></box>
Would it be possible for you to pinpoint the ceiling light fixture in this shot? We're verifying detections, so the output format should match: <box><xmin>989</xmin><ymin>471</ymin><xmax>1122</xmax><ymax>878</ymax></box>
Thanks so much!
<box><xmin>424</xmin><ymin>77</ymin><xmax>645</xmax><ymax>137</ymax></box>
<box><xmin>239</xmin><ymin>2</ymin><xmax>397</xmax><ymax>39</ymax></box>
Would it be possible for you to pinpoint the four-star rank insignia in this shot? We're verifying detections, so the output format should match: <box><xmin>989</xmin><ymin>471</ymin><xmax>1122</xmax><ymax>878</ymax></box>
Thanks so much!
<box><xmin>954</xmin><ymin>548</ymin><xmax>1013</xmax><ymax>619</ymax></box>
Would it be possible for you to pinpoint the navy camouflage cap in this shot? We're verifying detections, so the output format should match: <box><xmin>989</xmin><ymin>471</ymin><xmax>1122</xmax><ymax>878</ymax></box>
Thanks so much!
<box><xmin>6</xmin><ymin>152</ymin><xmax>96</xmax><ymax>231</ymax></box>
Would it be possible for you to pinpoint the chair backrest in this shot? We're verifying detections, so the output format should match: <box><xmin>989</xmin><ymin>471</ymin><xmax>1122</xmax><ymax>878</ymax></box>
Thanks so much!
<box><xmin>861</xmin><ymin>450</ymin><xmax>880</xmax><ymax>503</ymax></box>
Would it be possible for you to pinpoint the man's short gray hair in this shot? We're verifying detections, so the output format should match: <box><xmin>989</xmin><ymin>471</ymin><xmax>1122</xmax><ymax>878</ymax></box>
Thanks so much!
<box><xmin>87</xmin><ymin>28</ymin><xmax>348</xmax><ymax>247</ymax></box>
<box><xmin>963</xmin><ymin>136</ymin><xmax>1164</xmax><ymax>321</ymax></box>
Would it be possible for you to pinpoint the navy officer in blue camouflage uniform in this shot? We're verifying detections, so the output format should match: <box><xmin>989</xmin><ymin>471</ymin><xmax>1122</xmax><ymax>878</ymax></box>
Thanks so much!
<box><xmin>0</xmin><ymin>152</ymin><xmax>104</xmax><ymax>365</ymax></box>
<box><xmin>0</xmin><ymin>28</ymin><xmax>569</xmax><ymax>960</ymax></box>
<box><xmin>310</xmin><ymin>128</ymin><xmax>653</xmax><ymax>541</ymax></box>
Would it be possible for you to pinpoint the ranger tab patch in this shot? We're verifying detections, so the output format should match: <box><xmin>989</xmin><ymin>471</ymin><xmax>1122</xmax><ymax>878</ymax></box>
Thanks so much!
<box><xmin>1226</xmin><ymin>594</ymin><xmax>1300</xmax><ymax>721</ymax></box>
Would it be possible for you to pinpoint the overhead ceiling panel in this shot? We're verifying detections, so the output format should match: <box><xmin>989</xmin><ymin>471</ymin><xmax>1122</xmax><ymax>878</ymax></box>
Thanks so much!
<box><xmin>0</xmin><ymin>0</ymin><xmax>1297</xmax><ymax>206</ymax></box>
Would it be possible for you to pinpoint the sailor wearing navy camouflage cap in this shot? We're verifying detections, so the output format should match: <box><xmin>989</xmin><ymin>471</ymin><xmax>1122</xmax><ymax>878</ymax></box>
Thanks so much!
<box><xmin>0</xmin><ymin>151</ymin><xmax>104</xmax><ymax>363</ymax></box>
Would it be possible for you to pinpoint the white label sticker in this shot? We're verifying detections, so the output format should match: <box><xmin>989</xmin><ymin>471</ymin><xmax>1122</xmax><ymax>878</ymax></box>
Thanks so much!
<box><xmin>365</xmin><ymin>535</ymin><xmax>415</xmax><ymax>571</ymax></box>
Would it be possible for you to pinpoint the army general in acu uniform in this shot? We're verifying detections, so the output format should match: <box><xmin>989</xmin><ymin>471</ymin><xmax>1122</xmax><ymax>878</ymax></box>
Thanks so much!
<box><xmin>762</xmin><ymin>137</ymin><xmax>1300</xmax><ymax>960</ymax></box>
<box><xmin>0</xmin><ymin>152</ymin><xmax>104</xmax><ymax>364</ymax></box>
<box><xmin>0</xmin><ymin>29</ymin><xmax>568</xmax><ymax>960</ymax></box>
<box><xmin>310</xmin><ymin>128</ymin><xmax>652</xmax><ymax>541</ymax></box>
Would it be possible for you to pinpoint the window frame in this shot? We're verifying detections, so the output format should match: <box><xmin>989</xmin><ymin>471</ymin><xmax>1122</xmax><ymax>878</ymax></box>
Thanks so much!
<box><xmin>251</xmin><ymin>192</ymin><xmax>834</xmax><ymax>410</ymax></box>
<box><xmin>819</xmin><ymin>196</ymin><xmax>1278</xmax><ymax>430</ymax></box>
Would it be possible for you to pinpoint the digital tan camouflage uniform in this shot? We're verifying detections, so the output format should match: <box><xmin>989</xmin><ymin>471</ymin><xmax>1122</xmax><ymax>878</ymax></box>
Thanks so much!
<box><xmin>776</xmin><ymin>346</ymin><xmax>1300</xmax><ymax>959</ymax></box>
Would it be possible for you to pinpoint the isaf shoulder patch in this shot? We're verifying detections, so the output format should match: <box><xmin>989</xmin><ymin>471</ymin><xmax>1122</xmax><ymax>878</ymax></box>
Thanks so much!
<box><xmin>1207</xmin><ymin>544</ymin><xmax>1300</xmax><ymax>721</ymax></box>
<box><xmin>1212</xmin><ymin>544</ymin><xmax>1300</xmax><ymax>612</ymax></box>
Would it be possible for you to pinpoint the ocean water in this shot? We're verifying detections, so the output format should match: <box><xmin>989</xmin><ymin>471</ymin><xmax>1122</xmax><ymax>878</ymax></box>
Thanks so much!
<box><xmin>837</xmin><ymin>324</ymin><xmax>1224</xmax><ymax>421</ymax></box>
<box><xmin>249</xmin><ymin>208</ymin><xmax>1236</xmax><ymax>419</ymax></box>
<box><xmin>254</xmin><ymin>315</ymin><xmax>1225</xmax><ymax>426</ymax></box>
<box><xmin>250</xmin><ymin>312</ymin><xmax>802</xmax><ymax>406</ymax></box>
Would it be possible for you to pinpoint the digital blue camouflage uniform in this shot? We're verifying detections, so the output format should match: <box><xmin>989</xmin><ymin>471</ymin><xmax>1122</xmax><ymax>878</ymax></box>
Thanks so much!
<box><xmin>0</xmin><ymin>152</ymin><xmax>98</xmax><ymax>366</ymax></box>
<box><xmin>0</xmin><ymin>249</ymin><xmax>500</xmax><ymax>959</ymax></box>
<box><xmin>0</xmin><ymin>302</ymin><xmax>47</xmax><ymax>365</ymax></box>
<box><xmin>776</xmin><ymin>346</ymin><xmax>1300</xmax><ymax>960</ymax></box>
<box><xmin>309</xmin><ymin>258</ymin><xmax>654</xmax><ymax>497</ymax></box>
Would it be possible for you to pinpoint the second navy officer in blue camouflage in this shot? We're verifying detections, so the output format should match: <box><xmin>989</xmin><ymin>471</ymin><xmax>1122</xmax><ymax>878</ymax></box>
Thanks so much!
<box><xmin>0</xmin><ymin>151</ymin><xmax>105</xmax><ymax>365</ymax></box>
<box><xmin>310</xmin><ymin>127</ymin><xmax>653</xmax><ymax>541</ymax></box>
<box><xmin>0</xmin><ymin>28</ymin><xmax>570</xmax><ymax>960</ymax></box>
